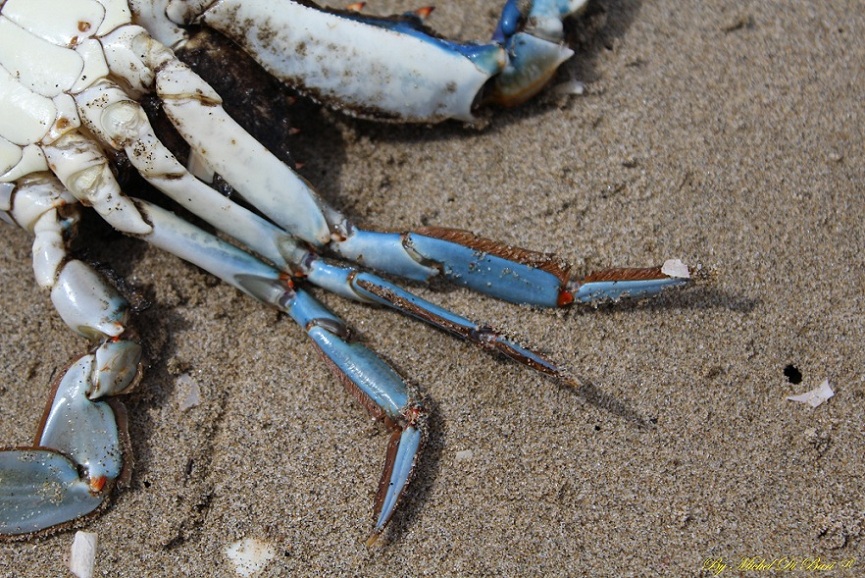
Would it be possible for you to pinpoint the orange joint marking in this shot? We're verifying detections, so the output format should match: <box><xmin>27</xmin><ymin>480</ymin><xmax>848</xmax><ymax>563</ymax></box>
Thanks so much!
<box><xmin>89</xmin><ymin>475</ymin><xmax>108</xmax><ymax>493</ymax></box>
<box><xmin>279</xmin><ymin>272</ymin><xmax>297</xmax><ymax>288</ymax></box>
<box><xmin>557</xmin><ymin>290</ymin><xmax>575</xmax><ymax>308</ymax></box>
<box><xmin>346</xmin><ymin>2</ymin><xmax>366</xmax><ymax>11</ymax></box>
<box><xmin>414</xmin><ymin>6</ymin><xmax>435</xmax><ymax>19</ymax></box>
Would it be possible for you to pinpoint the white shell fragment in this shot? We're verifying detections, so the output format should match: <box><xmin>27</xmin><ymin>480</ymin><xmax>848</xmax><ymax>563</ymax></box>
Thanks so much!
<box><xmin>225</xmin><ymin>538</ymin><xmax>276</xmax><ymax>577</ymax></box>
<box><xmin>177</xmin><ymin>373</ymin><xmax>202</xmax><ymax>411</ymax></box>
<box><xmin>552</xmin><ymin>78</ymin><xmax>586</xmax><ymax>96</ymax></box>
<box><xmin>455</xmin><ymin>449</ymin><xmax>474</xmax><ymax>462</ymax></box>
<box><xmin>661</xmin><ymin>259</ymin><xmax>691</xmax><ymax>279</ymax></box>
<box><xmin>787</xmin><ymin>378</ymin><xmax>834</xmax><ymax>408</ymax></box>
<box><xmin>68</xmin><ymin>531</ymin><xmax>98</xmax><ymax>578</ymax></box>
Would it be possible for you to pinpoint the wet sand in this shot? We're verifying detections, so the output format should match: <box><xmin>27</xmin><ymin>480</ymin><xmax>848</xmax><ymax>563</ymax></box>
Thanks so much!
<box><xmin>1</xmin><ymin>1</ymin><xmax>863</xmax><ymax>576</ymax></box>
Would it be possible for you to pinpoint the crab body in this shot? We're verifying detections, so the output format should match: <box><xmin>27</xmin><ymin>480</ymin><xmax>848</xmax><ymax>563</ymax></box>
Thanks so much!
<box><xmin>0</xmin><ymin>0</ymin><xmax>690</xmax><ymax>542</ymax></box>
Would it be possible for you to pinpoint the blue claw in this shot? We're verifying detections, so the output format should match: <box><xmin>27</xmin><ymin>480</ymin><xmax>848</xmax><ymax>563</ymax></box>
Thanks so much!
<box><xmin>0</xmin><ymin>450</ymin><xmax>106</xmax><ymax>537</ymax></box>
<box><xmin>489</xmin><ymin>0</ymin><xmax>590</xmax><ymax>106</ymax></box>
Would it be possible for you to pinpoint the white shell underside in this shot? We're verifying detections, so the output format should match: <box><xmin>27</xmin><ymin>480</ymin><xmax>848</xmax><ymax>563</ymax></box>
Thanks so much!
<box><xmin>200</xmin><ymin>0</ymin><xmax>499</xmax><ymax>122</ymax></box>
<box><xmin>0</xmin><ymin>0</ymin><xmax>129</xmax><ymax>177</ymax></box>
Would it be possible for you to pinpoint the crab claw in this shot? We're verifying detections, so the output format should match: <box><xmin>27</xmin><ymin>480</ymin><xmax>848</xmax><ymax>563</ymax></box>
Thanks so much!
<box><xmin>488</xmin><ymin>32</ymin><xmax>574</xmax><ymax>107</ymax></box>
<box><xmin>0</xmin><ymin>354</ymin><xmax>127</xmax><ymax>538</ymax></box>
<box><xmin>0</xmin><ymin>449</ymin><xmax>106</xmax><ymax>537</ymax></box>
<box><xmin>489</xmin><ymin>0</ymin><xmax>590</xmax><ymax>106</ymax></box>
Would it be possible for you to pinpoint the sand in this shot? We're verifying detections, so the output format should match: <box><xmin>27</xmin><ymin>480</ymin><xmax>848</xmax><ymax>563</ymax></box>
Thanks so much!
<box><xmin>1</xmin><ymin>1</ymin><xmax>863</xmax><ymax>576</ymax></box>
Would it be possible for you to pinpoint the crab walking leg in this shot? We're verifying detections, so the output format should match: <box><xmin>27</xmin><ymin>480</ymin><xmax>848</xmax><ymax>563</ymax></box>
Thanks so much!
<box><xmin>71</xmin><ymin>79</ymin><xmax>573</xmax><ymax>381</ymax></box>
<box><xmin>133</xmin><ymin>200</ymin><xmax>426</xmax><ymax>538</ymax></box>
<box><xmin>335</xmin><ymin>228</ymin><xmax>693</xmax><ymax>308</ymax></box>
<box><xmin>0</xmin><ymin>176</ymin><xmax>140</xmax><ymax>538</ymax></box>
<box><xmin>286</xmin><ymin>289</ymin><xmax>425</xmax><ymax>543</ymax></box>
<box><xmin>143</xmin><ymin>46</ymin><xmax>692</xmax><ymax>310</ymax></box>
<box><xmin>310</xmin><ymin>268</ymin><xmax>567</xmax><ymax>377</ymax></box>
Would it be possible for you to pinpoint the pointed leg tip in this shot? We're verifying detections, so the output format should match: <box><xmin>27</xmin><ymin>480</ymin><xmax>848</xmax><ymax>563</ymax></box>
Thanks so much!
<box><xmin>569</xmin><ymin>259</ymin><xmax>699</xmax><ymax>304</ymax></box>
<box><xmin>560</xmin><ymin>374</ymin><xmax>583</xmax><ymax>390</ymax></box>
<box><xmin>370</xmin><ymin>424</ymin><xmax>424</xmax><ymax>541</ymax></box>
<box><xmin>365</xmin><ymin>529</ymin><xmax>384</xmax><ymax>548</ymax></box>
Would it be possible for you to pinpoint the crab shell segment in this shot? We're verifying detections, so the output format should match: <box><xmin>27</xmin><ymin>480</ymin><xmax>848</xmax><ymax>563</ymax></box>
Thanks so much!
<box><xmin>148</xmin><ymin>0</ymin><xmax>586</xmax><ymax>122</ymax></box>
<box><xmin>0</xmin><ymin>0</ymin><xmax>129</xmax><ymax>156</ymax></box>
<box><xmin>173</xmin><ymin>0</ymin><xmax>507</xmax><ymax>122</ymax></box>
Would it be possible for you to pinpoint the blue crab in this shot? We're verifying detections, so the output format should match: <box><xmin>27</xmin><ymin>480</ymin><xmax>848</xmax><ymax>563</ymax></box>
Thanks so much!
<box><xmin>0</xmin><ymin>0</ymin><xmax>691</xmax><ymax>544</ymax></box>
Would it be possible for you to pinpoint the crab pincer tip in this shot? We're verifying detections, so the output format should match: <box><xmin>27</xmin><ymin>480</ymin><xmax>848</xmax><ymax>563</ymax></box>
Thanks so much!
<box><xmin>414</xmin><ymin>6</ymin><xmax>435</xmax><ymax>19</ymax></box>
<box><xmin>345</xmin><ymin>2</ymin><xmax>366</xmax><ymax>12</ymax></box>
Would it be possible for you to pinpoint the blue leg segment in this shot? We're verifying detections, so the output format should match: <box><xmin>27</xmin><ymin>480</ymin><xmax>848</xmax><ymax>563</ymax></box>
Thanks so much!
<box><xmin>136</xmin><ymin>200</ymin><xmax>425</xmax><ymax>542</ymax></box>
<box><xmin>571</xmin><ymin>268</ymin><xmax>691</xmax><ymax>304</ymax></box>
<box><xmin>349</xmin><ymin>271</ymin><xmax>563</xmax><ymax>376</ymax></box>
<box><xmin>287</xmin><ymin>290</ymin><xmax>427</xmax><ymax>542</ymax></box>
<box><xmin>303</xmin><ymin>257</ymin><xmax>570</xmax><ymax>378</ymax></box>
<box><xmin>333</xmin><ymin>226</ymin><xmax>691</xmax><ymax>310</ymax></box>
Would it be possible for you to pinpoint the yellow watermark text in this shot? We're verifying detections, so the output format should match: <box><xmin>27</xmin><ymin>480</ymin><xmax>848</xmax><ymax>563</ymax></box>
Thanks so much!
<box><xmin>702</xmin><ymin>556</ymin><xmax>856</xmax><ymax>575</ymax></box>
